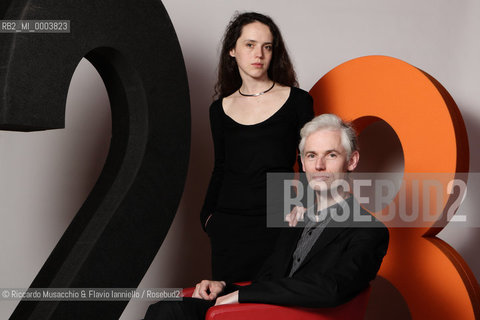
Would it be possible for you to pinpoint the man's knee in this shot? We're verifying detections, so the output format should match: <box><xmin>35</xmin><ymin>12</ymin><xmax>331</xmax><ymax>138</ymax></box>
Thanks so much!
<box><xmin>144</xmin><ymin>298</ymin><xmax>212</xmax><ymax>320</ymax></box>
<box><xmin>144</xmin><ymin>300</ymin><xmax>182</xmax><ymax>320</ymax></box>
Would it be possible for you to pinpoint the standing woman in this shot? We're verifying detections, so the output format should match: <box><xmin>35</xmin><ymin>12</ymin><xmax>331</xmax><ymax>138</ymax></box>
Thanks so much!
<box><xmin>201</xmin><ymin>12</ymin><xmax>314</xmax><ymax>283</ymax></box>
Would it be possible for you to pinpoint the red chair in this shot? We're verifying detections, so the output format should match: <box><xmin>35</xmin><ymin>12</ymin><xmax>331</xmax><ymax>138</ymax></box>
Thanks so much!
<box><xmin>182</xmin><ymin>282</ymin><xmax>371</xmax><ymax>320</ymax></box>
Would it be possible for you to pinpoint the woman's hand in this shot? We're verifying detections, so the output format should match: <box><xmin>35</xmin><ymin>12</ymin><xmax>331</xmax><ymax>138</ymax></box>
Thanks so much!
<box><xmin>285</xmin><ymin>206</ymin><xmax>306</xmax><ymax>227</ymax></box>
<box><xmin>204</xmin><ymin>214</ymin><xmax>213</xmax><ymax>230</ymax></box>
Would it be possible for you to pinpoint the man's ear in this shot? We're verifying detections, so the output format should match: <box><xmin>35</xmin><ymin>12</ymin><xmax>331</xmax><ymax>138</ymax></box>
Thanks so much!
<box><xmin>347</xmin><ymin>151</ymin><xmax>360</xmax><ymax>171</ymax></box>
<box><xmin>300</xmin><ymin>155</ymin><xmax>306</xmax><ymax>172</ymax></box>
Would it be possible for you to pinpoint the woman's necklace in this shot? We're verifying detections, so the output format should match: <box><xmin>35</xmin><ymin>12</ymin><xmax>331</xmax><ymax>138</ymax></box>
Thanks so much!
<box><xmin>238</xmin><ymin>82</ymin><xmax>275</xmax><ymax>97</ymax></box>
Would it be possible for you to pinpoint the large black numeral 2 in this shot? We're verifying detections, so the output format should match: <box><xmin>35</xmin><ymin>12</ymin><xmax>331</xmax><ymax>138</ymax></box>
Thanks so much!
<box><xmin>0</xmin><ymin>1</ymin><xmax>190</xmax><ymax>319</ymax></box>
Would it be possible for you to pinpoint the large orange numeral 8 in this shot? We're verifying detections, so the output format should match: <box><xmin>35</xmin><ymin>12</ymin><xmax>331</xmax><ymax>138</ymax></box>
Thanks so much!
<box><xmin>310</xmin><ymin>56</ymin><xmax>480</xmax><ymax>319</ymax></box>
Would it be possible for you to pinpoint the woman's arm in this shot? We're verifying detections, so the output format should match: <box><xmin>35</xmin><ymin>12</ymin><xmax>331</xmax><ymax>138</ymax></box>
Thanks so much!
<box><xmin>200</xmin><ymin>101</ymin><xmax>225</xmax><ymax>231</ymax></box>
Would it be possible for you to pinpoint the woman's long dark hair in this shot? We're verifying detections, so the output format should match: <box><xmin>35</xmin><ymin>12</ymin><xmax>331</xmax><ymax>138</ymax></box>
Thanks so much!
<box><xmin>214</xmin><ymin>12</ymin><xmax>298</xmax><ymax>99</ymax></box>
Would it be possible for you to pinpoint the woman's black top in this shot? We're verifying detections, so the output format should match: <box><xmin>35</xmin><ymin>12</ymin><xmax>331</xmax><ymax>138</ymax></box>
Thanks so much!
<box><xmin>201</xmin><ymin>87</ymin><xmax>314</xmax><ymax>230</ymax></box>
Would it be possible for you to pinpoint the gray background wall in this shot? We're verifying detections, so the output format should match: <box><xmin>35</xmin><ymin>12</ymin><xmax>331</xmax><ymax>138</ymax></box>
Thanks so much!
<box><xmin>0</xmin><ymin>0</ymin><xmax>479</xmax><ymax>319</ymax></box>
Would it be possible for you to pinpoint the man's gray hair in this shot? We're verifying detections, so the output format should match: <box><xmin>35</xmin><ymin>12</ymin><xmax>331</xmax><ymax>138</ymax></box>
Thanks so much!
<box><xmin>299</xmin><ymin>114</ymin><xmax>358</xmax><ymax>157</ymax></box>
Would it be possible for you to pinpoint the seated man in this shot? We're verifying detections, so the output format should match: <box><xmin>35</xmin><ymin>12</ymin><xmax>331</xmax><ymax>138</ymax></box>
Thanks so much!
<box><xmin>144</xmin><ymin>113</ymin><xmax>389</xmax><ymax>319</ymax></box>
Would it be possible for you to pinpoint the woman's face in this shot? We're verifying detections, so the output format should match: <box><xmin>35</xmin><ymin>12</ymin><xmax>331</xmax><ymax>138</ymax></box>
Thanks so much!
<box><xmin>229</xmin><ymin>21</ymin><xmax>273</xmax><ymax>81</ymax></box>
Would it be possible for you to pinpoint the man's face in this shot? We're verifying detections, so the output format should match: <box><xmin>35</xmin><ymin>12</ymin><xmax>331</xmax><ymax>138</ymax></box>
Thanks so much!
<box><xmin>301</xmin><ymin>129</ymin><xmax>359</xmax><ymax>192</ymax></box>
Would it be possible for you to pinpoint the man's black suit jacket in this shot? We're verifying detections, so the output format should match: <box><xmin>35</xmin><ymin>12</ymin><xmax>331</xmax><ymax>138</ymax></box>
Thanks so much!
<box><xmin>234</xmin><ymin>196</ymin><xmax>389</xmax><ymax>308</ymax></box>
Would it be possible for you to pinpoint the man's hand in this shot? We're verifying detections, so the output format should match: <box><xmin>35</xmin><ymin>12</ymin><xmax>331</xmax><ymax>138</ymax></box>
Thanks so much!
<box><xmin>214</xmin><ymin>290</ymin><xmax>239</xmax><ymax>306</ymax></box>
<box><xmin>285</xmin><ymin>206</ymin><xmax>306</xmax><ymax>227</ymax></box>
<box><xmin>192</xmin><ymin>280</ymin><xmax>226</xmax><ymax>300</ymax></box>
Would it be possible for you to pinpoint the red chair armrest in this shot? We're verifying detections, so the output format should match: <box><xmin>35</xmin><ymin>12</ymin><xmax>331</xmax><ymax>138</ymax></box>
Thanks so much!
<box><xmin>206</xmin><ymin>286</ymin><xmax>371</xmax><ymax>320</ymax></box>
<box><xmin>182</xmin><ymin>283</ymin><xmax>371</xmax><ymax>320</ymax></box>
<box><xmin>207</xmin><ymin>303</ymin><xmax>338</xmax><ymax>320</ymax></box>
